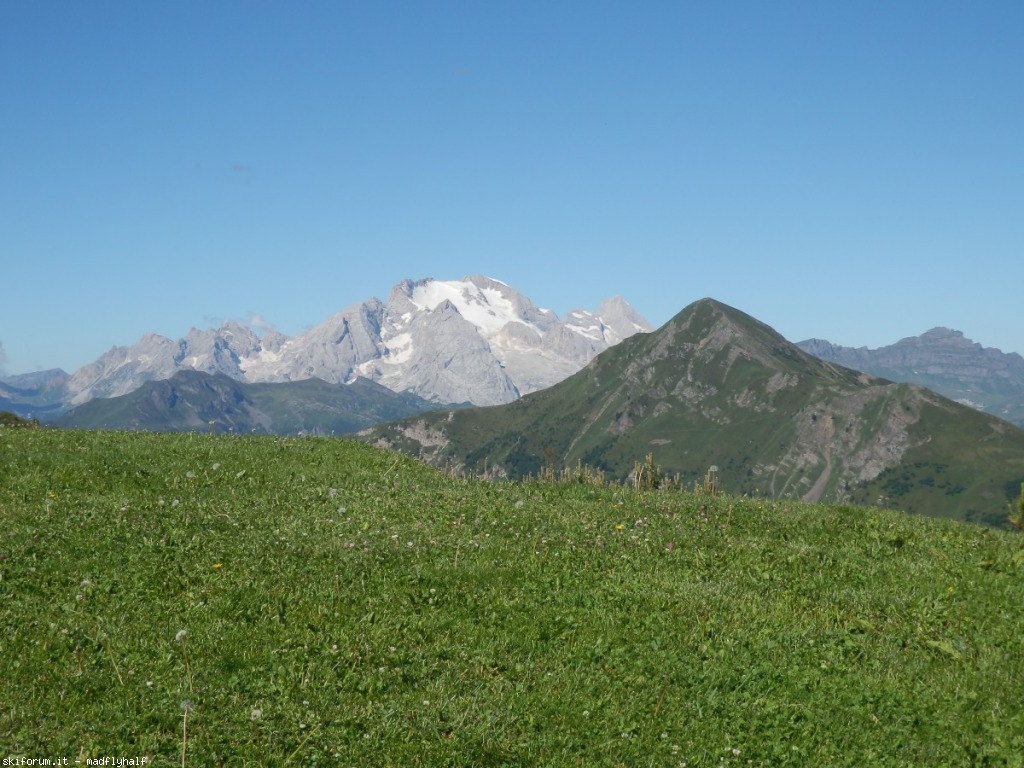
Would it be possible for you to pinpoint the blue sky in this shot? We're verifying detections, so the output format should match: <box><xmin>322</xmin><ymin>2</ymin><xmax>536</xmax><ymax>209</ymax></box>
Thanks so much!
<box><xmin>2</xmin><ymin>1</ymin><xmax>1022</xmax><ymax>375</ymax></box>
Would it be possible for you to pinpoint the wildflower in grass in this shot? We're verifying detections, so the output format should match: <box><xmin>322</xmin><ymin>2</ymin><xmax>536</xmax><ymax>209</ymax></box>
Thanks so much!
<box><xmin>250</xmin><ymin>707</ymin><xmax>262</xmax><ymax>722</ymax></box>
<box><xmin>213</xmin><ymin>563</ymin><xmax>223</xmax><ymax>570</ymax></box>
<box><xmin>176</xmin><ymin>630</ymin><xmax>193</xmax><ymax>692</ymax></box>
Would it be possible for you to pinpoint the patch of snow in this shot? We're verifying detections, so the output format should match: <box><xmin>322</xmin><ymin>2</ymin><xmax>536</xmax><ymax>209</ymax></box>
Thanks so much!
<box><xmin>238</xmin><ymin>344</ymin><xmax>290</xmax><ymax>378</ymax></box>
<box><xmin>567</xmin><ymin>322</ymin><xmax>604</xmax><ymax>341</ymax></box>
<box><xmin>384</xmin><ymin>332</ymin><xmax>415</xmax><ymax>364</ymax></box>
<box><xmin>411</xmin><ymin>279</ymin><xmax>534</xmax><ymax>338</ymax></box>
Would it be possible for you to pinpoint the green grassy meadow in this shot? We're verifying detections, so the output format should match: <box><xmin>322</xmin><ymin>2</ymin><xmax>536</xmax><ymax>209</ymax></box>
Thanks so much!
<box><xmin>2</xmin><ymin>426</ymin><xmax>1024</xmax><ymax>766</ymax></box>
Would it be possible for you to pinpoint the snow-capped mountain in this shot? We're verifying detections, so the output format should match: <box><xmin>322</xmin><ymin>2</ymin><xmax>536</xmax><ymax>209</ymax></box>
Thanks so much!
<box><xmin>64</xmin><ymin>275</ymin><xmax>651</xmax><ymax>407</ymax></box>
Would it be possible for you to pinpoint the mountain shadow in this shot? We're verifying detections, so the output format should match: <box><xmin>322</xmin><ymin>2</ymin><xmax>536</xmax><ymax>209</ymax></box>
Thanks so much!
<box><xmin>55</xmin><ymin>370</ymin><xmax>447</xmax><ymax>435</ymax></box>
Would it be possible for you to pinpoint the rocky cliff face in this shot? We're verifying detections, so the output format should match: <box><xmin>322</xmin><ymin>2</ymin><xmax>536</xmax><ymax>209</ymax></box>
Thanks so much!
<box><xmin>61</xmin><ymin>275</ymin><xmax>652</xmax><ymax>408</ymax></box>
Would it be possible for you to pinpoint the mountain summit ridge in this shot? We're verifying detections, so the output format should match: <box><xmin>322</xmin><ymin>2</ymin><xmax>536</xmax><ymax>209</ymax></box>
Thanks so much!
<box><xmin>57</xmin><ymin>275</ymin><xmax>651</xmax><ymax>409</ymax></box>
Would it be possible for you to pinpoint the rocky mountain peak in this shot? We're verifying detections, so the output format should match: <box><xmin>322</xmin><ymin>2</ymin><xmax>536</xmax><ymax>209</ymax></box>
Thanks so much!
<box><xmin>53</xmin><ymin>276</ymin><xmax>651</xmax><ymax>410</ymax></box>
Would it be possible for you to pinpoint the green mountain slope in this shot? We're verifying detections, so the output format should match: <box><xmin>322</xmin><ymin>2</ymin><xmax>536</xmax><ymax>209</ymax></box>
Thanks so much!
<box><xmin>54</xmin><ymin>369</ymin><xmax>444</xmax><ymax>435</ymax></box>
<box><xmin>363</xmin><ymin>298</ymin><xmax>1024</xmax><ymax>527</ymax></box>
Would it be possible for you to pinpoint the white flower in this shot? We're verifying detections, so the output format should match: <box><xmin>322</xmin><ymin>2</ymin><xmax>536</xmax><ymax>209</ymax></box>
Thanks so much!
<box><xmin>250</xmin><ymin>708</ymin><xmax>262</xmax><ymax>721</ymax></box>
<box><xmin>175</xmin><ymin>629</ymin><xmax>188</xmax><ymax>643</ymax></box>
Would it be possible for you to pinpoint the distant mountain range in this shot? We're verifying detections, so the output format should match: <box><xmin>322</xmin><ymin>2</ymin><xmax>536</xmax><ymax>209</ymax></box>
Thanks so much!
<box><xmin>0</xmin><ymin>275</ymin><xmax>651</xmax><ymax>421</ymax></box>
<box><xmin>361</xmin><ymin>298</ymin><xmax>1024</xmax><ymax>528</ymax></box>
<box><xmin>0</xmin><ymin>369</ymin><xmax>69</xmax><ymax>421</ymax></box>
<box><xmin>797</xmin><ymin>329</ymin><xmax>1024</xmax><ymax>427</ymax></box>
<box><xmin>7</xmin><ymin>289</ymin><xmax>1024</xmax><ymax>526</ymax></box>
<box><xmin>54</xmin><ymin>369</ymin><xmax>446</xmax><ymax>435</ymax></box>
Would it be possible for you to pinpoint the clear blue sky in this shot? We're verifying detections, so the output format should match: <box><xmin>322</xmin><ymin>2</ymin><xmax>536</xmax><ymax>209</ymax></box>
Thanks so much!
<box><xmin>2</xmin><ymin>1</ymin><xmax>1022</xmax><ymax>375</ymax></box>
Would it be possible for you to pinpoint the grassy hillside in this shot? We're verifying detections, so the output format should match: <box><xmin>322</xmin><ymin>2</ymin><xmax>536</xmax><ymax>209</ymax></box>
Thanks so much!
<box><xmin>2</xmin><ymin>428</ymin><xmax>1024</xmax><ymax>765</ymax></box>
<box><xmin>364</xmin><ymin>299</ymin><xmax>1024</xmax><ymax>527</ymax></box>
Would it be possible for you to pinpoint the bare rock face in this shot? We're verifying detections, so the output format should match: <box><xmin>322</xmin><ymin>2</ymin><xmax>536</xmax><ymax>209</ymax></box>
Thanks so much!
<box><xmin>62</xmin><ymin>275</ymin><xmax>652</xmax><ymax>408</ymax></box>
